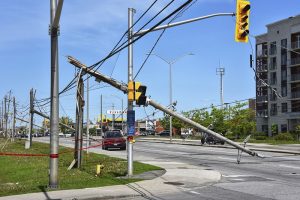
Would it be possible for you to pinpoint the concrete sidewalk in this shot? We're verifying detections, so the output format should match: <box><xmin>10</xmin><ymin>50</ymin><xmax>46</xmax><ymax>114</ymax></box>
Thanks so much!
<box><xmin>137</xmin><ymin>137</ymin><xmax>300</xmax><ymax>155</ymax></box>
<box><xmin>0</xmin><ymin>159</ymin><xmax>221</xmax><ymax>200</ymax></box>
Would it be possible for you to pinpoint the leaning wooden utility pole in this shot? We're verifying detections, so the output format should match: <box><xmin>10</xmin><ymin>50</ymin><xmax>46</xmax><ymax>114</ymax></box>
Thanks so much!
<box><xmin>28</xmin><ymin>88</ymin><xmax>34</xmax><ymax>147</ymax></box>
<box><xmin>74</xmin><ymin>76</ymin><xmax>84</xmax><ymax>168</ymax></box>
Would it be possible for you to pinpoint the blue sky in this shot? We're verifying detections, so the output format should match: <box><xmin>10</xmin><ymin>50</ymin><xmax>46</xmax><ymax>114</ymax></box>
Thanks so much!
<box><xmin>0</xmin><ymin>0</ymin><xmax>299</xmax><ymax>126</ymax></box>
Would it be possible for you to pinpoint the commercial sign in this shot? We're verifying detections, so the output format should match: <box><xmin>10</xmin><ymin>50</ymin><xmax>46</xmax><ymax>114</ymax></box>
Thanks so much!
<box><xmin>106</xmin><ymin>110</ymin><xmax>127</xmax><ymax>114</ymax></box>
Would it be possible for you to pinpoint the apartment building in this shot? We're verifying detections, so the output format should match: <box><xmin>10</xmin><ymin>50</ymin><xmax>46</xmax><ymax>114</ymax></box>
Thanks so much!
<box><xmin>256</xmin><ymin>15</ymin><xmax>300</xmax><ymax>136</ymax></box>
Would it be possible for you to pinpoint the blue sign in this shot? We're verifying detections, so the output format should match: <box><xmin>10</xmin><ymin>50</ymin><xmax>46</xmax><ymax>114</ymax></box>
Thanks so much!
<box><xmin>127</xmin><ymin>110</ymin><xmax>135</xmax><ymax>136</ymax></box>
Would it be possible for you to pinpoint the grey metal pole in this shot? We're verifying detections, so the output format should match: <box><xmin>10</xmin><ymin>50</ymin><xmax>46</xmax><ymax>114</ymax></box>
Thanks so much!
<box><xmin>100</xmin><ymin>94</ymin><xmax>103</xmax><ymax>137</ymax></box>
<box><xmin>86</xmin><ymin>78</ymin><xmax>90</xmax><ymax>154</ymax></box>
<box><xmin>49</xmin><ymin>0</ymin><xmax>62</xmax><ymax>189</ymax></box>
<box><xmin>169</xmin><ymin>63</ymin><xmax>173</xmax><ymax>142</ymax></box>
<box><xmin>127</xmin><ymin>8</ymin><xmax>135</xmax><ymax>176</ymax></box>
<box><xmin>29</xmin><ymin>89</ymin><xmax>34</xmax><ymax>147</ymax></box>
<box><xmin>12</xmin><ymin>97</ymin><xmax>16</xmax><ymax>141</ymax></box>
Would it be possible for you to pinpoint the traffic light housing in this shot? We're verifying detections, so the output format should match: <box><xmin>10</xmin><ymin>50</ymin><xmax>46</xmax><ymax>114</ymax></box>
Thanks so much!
<box><xmin>235</xmin><ymin>0</ymin><xmax>250</xmax><ymax>43</ymax></box>
<box><xmin>127</xmin><ymin>81</ymin><xmax>147</xmax><ymax>106</ymax></box>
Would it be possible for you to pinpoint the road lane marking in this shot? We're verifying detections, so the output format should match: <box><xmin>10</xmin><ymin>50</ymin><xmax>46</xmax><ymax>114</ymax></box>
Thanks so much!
<box><xmin>279</xmin><ymin>164</ymin><xmax>300</xmax><ymax>169</ymax></box>
<box><xmin>189</xmin><ymin>191</ymin><xmax>201</xmax><ymax>195</ymax></box>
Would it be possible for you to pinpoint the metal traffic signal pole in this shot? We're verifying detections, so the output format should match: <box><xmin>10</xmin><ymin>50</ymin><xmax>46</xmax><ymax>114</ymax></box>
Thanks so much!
<box><xmin>127</xmin><ymin>8</ymin><xmax>135</xmax><ymax>176</ymax></box>
<box><xmin>49</xmin><ymin>0</ymin><xmax>64</xmax><ymax>189</ymax></box>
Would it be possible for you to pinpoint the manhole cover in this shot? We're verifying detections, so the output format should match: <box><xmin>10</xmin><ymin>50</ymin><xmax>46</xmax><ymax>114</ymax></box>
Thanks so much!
<box><xmin>164</xmin><ymin>181</ymin><xmax>184</xmax><ymax>186</ymax></box>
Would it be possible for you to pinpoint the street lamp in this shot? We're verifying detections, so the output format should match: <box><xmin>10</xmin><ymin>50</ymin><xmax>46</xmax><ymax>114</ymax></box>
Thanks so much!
<box><xmin>147</xmin><ymin>52</ymin><xmax>194</xmax><ymax>142</ymax></box>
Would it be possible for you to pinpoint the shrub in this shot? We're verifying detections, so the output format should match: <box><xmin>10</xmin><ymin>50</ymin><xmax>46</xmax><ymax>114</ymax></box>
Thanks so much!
<box><xmin>255</xmin><ymin>135</ymin><xmax>267</xmax><ymax>140</ymax></box>
<box><xmin>274</xmin><ymin>133</ymin><xmax>294</xmax><ymax>141</ymax></box>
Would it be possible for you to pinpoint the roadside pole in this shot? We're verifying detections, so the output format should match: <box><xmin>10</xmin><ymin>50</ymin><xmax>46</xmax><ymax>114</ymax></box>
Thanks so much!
<box><xmin>100</xmin><ymin>94</ymin><xmax>103</xmax><ymax>137</ymax></box>
<box><xmin>86</xmin><ymin>78</ymin><xmax>90</xmax><ymax>154</ymax></box>
<box><xmin>4</xmin><ymin>96</ymin><xmax>7</xmax><ymax>138</ymax></box>
<box><xmin>49</xmin><ymin>0</ymin><xmax>63</xmax><ymax>189</ymax></box>
<box><xmin>28</xmin><ymin>89</ymin><xmax>34</xmax><ymax>147</ymax></box>
<box><xmin>12</xmin><ymin>97</ymin><xmax>16</xmax><ymax>142</ymax></box>
<box><xmin>127</xmin><ymin>8</ymin><xmax>135</xmax><ymax>176</ymax></box>
<box><xmin>74</xmin><ymin>77</ymin><xmax>84</xmax><ymax>168</ymax></box>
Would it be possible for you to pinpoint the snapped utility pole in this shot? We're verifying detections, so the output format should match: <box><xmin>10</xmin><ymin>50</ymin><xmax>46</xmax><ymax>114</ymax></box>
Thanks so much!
<box><xmin>49</xmin><ymin>0</ymin><xmax>64</xmax><ymax>189</ymax></box>
<box><xmin>74</xmin><ymin>76</ymin><xmax>84</xmax><ymax>168</ymax></box>
<box><xmin>28</xmin><ymin>88</ymin><xmax>34</xmax><ymax>147</ymax></box>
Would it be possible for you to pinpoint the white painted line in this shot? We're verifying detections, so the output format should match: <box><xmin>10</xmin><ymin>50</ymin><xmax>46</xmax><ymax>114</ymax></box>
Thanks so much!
<box><xmin>231</xmin><ymin>178</ymin><xmax>244</xmax><ymax>181</ymax></box>
<box><xmin>189</xmin><ymin>191</ymin><xmax>201</xmax><ymax>195</ymax></box>
<box><xmin>279</xmin><ymin>164</ymin><xmax>300</xmax><ymax>170</ymax></box>
<box><xmin>222</xmin><ymin>174</ymin><xmax>252</xmax><ymax>178</ymax></box>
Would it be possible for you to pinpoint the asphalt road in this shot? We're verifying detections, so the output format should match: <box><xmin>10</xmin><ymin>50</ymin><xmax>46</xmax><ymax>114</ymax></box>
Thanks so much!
<box><xmin>36</xmin><ymin>137</ymin><xmax>300</xmax><ymax>200</ymax></box>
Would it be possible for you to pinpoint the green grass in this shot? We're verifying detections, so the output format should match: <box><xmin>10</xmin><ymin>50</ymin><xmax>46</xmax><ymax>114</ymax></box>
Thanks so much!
<box><xmin>242</xmin><ymin>139</ymin><xmax>300</xmax><ymax>145</ymax></box>
<box><xmin>0</xmin><ymin>138</ymin><xmax>162</xmax><ymax>197</ymax></box>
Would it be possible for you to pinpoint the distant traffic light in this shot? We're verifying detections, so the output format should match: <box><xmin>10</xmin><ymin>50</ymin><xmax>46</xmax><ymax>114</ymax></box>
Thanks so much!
<box><xmin>127</xmin><ymin>81</ymin><xmax>147</xmax><ymax>106</ymax></box>
<box><xmin>235</xmin><ymin>0</ymin><xmax>250</xmax><ymax>43</ymax></box>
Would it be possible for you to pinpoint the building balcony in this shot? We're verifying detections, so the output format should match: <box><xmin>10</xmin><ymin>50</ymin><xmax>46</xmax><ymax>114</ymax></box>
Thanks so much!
<box><xmin>256</xmin><ymin>110</ymin><xmax>268</xmax><ymax>118</ymax></box>
<box><xmin>256</xmin><ymin>95</ymin><xmax>268</xmax><ymax>103</ymax></box>
<box><xmin>256</xmin><ymin>65</ymin><xmax>268</xmax><ymax>72</ymax></box>
<box><xmin>291</xmin><ymin>91</ymin><xmax>300</xmax><ymax>99</ymax></box>
<box><xmin>291</xmin><ymin>41</ymin><xmax>300</xmax><ymax>50</ymax></box>
<box><xmin>257</xmin><ymin>49</ymin><xmax>268</xmax><ymax>58</ymax></box>
<box><xmin>290</xmin><ymin>57</ymin><xmax>300</xmax><ymax>66</ymax></box>
<box><xmin>288</xmin><ymin>74</ymin><xmax>300</xmax><ymax>83</ymax></box>
<box><xmin>257</xmin><ymin>79</ymin><xmax>268</xmax><ymax>87</ymax></box>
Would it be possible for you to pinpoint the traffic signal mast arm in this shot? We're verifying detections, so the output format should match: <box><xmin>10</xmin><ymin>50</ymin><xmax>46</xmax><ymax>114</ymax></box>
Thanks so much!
<box><xmin>67</xmin><ymin>55</ymin><xmax>263</xmax><ymax>158</ymax></box>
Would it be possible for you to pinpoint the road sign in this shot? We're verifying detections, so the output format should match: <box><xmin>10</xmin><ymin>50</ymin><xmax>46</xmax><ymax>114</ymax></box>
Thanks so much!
<box><xmin>127</xmin><ymin>110</ymin><xmax>135</xmax><ymax>136</ymax></box>
<box><xmin>106</xmin><ymin>110</ymin><xmax>127</xmax><ymax>114</ymax></box>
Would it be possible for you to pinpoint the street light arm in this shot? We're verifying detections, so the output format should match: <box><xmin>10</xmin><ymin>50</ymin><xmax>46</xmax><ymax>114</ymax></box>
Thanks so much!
<box><xmin>147</xmin><ymin>53</ymin><xmax>170</xmax><ymax>64</ymax></box>
<box><xmin>170</xmin><ymin>52</ymin><xmax>194</xmax><ymax>64</ymax></box>
<box><xmin>134</xmin><ymin>12</ymin><xmax>235</xmax><ymax>37</ymax></box>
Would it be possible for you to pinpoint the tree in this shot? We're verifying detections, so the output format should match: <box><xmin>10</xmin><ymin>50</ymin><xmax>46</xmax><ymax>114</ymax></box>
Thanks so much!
<box><xmin>59</xmin><ymin>116</ymin><xmax>73</xmax><ymax>133</ymax></box>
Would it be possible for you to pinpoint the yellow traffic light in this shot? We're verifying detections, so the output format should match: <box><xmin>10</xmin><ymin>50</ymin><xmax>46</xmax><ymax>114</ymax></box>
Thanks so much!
<box><xmin>128</xmin><ymin>81</ymin><xmax>135</xmax><ymax>101</ymax></box>
<box><xmin>235</xmin><ymin>0</ymin><xmax>250</xmax><ymax>43</ymax></box>
<box><xmin>127</xmin><ymin>81</ymin><xmax>147</xmax><ymax>105</ymax></box>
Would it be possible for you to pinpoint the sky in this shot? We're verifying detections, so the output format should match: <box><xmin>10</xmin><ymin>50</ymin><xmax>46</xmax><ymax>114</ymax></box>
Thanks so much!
<box><xmin>0</xmin><ymin>0</ymin><xmax>300</xmax><ymax>126</ymax></box>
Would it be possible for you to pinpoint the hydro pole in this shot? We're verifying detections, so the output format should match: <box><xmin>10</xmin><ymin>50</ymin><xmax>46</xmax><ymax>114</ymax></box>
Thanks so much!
<box><xmin>49</xmin><ymin>0</ymin><xmax>64</xmax><ymax>189</ymax></box>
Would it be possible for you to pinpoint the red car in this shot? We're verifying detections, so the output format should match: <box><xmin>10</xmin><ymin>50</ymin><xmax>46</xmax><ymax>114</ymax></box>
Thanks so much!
<box><xmin>102</xmin><ymin>130</ymin><xmax>126</xmax><ymax>150</ymax></box>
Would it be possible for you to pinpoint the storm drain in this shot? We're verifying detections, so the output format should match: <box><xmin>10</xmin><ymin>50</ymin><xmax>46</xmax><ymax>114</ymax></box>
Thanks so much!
<box><xmin>164</xmin><ymin>181</ymin><xmax>184</xmax><ymax>186</ymax></box>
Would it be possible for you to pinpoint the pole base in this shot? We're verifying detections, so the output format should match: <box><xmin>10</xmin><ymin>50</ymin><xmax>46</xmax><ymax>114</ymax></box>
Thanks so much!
<box><xmin>47</xmin><ymin>184</ymin><xmax>59</xmax><ymax>190</ymax></box>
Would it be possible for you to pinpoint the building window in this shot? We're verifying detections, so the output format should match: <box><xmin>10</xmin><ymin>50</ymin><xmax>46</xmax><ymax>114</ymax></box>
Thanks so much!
<box><xmin>271</xmin><ymin>103</ymin><xmax>277</xmax><ymax>115</ymax></box>
<box><xmin>281</xmin><ymin>124</ymin><xmax>287</xmax><ymax>133</ymax></box>
<box><xmin>270</xmin><ymin>41</ymin><xmax>277</xmax><ymax>55</ymax></box>
<box><xmin>281</xmin><ymin>86</ymin><xmax>287</xmax><ymax>97</ymax></box>
<box><xmin>281</xmin><ymin>39</ymin><xmax>287</xmax><ymax>48</ymax></box>
<box><xmin>262</xmin><ymin>125</ymin><xmax>268</xmax><ymax>134</ymax></box>
<box><xmin>282</xmin><ymin>103</ymin><xmax>288</xmax><ymax>113</ymax></box>
<box><xmin>270</xmin><ymin>57</ymin><xmax>277</xmax><ymax>70</ymax></box>
<box><xmin>270</xmin><ymin>72</ymin><xmax>277</xmax><ymax>85</ymax></box>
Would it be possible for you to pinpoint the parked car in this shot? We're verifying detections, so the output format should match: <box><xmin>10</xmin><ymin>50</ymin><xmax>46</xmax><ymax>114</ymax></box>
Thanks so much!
<box><xmin>102</xmin><ymin>130</ymin><xmax>126</xmax><ymax>150</ymax></box>
<box><xmin>205</xmin><ymin>134</ymin><xmax>225</xmax><ymax>145</ymax></box>
<box><xmin>158</xmin><ymin>130</ymin><xmax>170</xmax><ymax>137</ymax></box>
